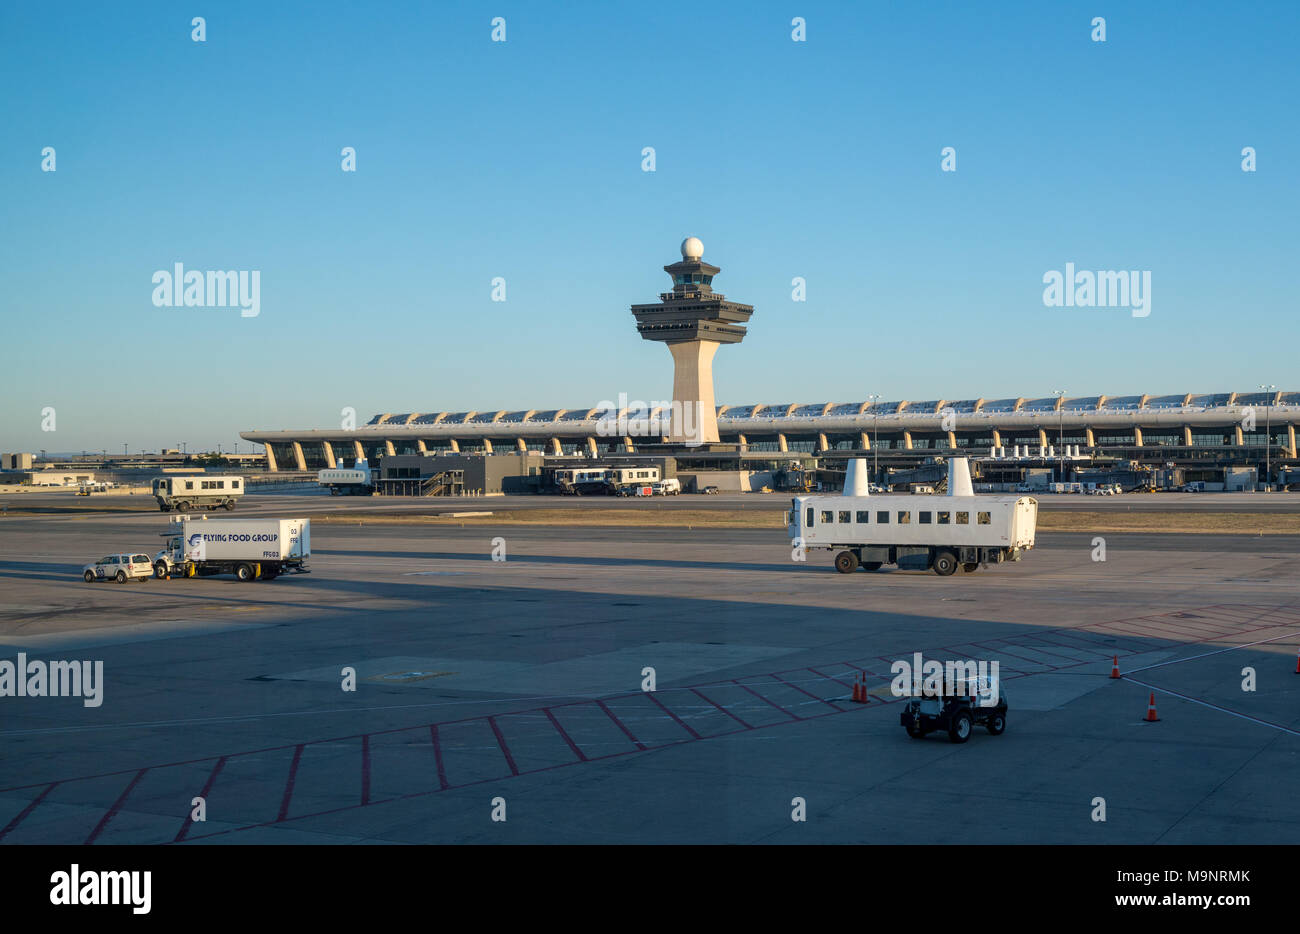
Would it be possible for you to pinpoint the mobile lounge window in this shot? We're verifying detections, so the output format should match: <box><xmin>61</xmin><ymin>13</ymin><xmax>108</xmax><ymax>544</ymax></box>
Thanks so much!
<box><xmin>956</xmin><ymin>512</ymin><xmax>969</xmax><ymax>524</ymax></box>
<box><xmin>938</xmin><ymin>511</ymin><xmax>950</xmax><ymax>524</ymax></box>
<box><xmin>856</xmin><ymin>511</ymin><xmax>870</xmax><ymax>524</ymax></box>
<box><xmin>978</xmin><ymin>512</ymin><xmax>991</xmax><ymax>524</ymax></box>
<box><xmin>806</xmin><ymin>507</ymin><xmax>814</xmax><ymax>526</ymax></box>
<box><xmin>839</xmin><ymin>511</ymin><xmax>850</xmax><ymax>523</ymax></box>
<box><xmin>919</xmin><ymin>512</ymin><xmax>932</xmax><ymax>524</ymax></box>
<box><xmin>821</xmin><ymin>511</ymin><xmax>834</xmax><ymax>523</ymax></box>
<box><xmin>897</xmin><ymin>511</ymin><xmax>910</xmax><ymax>524</ymax></box>
<box><xmin>877</xmin><ymin>511</ymin><xmax>889</xmax><ymax>523</ymax></box>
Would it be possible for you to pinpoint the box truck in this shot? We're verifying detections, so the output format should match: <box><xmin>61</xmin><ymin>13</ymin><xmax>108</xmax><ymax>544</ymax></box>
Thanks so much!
<box><xmin>153</xmin><ymin>516</ymin><xmax>310</xmax><ymax>581</ymax></box>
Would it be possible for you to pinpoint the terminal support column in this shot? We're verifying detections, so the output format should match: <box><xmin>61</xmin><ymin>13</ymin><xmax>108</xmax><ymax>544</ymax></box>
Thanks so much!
<box><xmin>291</xmin><ymin>442</ymin><xmax>306</xmax><ymax>471</ymax></box>
<box><xmin>321</xmin><ymin>441</ymin><xmax>336</xmax><ymax>469</ymax></box>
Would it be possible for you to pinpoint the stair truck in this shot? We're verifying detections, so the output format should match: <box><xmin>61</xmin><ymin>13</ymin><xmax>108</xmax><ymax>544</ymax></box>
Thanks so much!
<box><xmin>153</xmin><ymin>516</ymin><xmax>310</xmax><ymax>581</ymax></box>
<box><xmin>787</xmin><ymin>457</ymin><xmax>1037</xmax><ymax>576</ymax></box>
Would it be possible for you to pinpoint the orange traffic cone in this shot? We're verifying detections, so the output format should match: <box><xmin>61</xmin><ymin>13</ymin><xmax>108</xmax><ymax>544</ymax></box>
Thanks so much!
<box><xmin>852</xmin><ymin>675</ymin><xmax>868</xmax><ymax>703</ymax></box>
<box><xmin>1144</xmin><ymin>692</ymin><xmax>1160</xmax><ymax>722</ymax></box>
<box><xmin>1110</xmin><ymin>656</ymin><xmax>1121</xmax><ymax>679</ymax></box>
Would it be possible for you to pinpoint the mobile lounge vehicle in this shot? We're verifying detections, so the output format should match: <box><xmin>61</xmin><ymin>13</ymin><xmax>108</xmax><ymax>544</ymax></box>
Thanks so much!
<box><xmin>787</xmin><ymin>457</ymin><xmax>1037</xmax><ymax>575</ymax></box>
<box><xmin>318</xmin><ymin>458</ymin><xmax>374</xmax><ymax>495</ymax></box>
<box><xmin>151</xmin><ymin>475</ymin><xmax>244</xmax><ymax>512</ymax></box>
<box><xmin>154</xmin><ymin>516</ymin><xmax>309</xmax><ymax>581</ymax></box>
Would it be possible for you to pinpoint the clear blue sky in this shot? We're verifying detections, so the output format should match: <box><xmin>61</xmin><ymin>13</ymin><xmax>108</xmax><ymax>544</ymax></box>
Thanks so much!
<box><xmin>2</xmin><ymin>1</ymin><xmax>1296</xmax><ymax>453</ymax></box>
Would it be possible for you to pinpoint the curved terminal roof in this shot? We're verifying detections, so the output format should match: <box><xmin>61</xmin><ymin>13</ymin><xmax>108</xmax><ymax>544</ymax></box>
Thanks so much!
<box><xmin>242</xmin><ymin>390</ymin><xmax>1299</xmax><ymax>445</ymax></box>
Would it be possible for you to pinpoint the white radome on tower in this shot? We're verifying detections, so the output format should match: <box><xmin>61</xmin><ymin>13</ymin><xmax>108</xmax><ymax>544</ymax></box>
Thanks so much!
<box><xmin>681</xmin><ymin>237</ymin><xmax>704</xmax><ymax>260</ymax></box>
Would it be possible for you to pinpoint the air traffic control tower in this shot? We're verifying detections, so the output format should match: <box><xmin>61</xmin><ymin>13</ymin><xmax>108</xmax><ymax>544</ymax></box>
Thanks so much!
<box><xmin>630</xmin><ymin>237</ymin><xmax>754</xmax><ymax>445</ymax></box>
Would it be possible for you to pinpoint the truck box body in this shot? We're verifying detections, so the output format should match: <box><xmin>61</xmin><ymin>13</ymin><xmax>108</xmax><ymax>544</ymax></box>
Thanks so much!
<box><xmin>175</xmin><ymin>518</ymin><xmax>309</xmax><ymax>562</ymax></box>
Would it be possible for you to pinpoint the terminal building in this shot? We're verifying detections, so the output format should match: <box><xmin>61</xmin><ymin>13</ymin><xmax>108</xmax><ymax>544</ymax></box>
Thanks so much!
<box><xmin>241</xmin><ymin>390</ymin><xmax>1299</xmax><ymax>479</ymax></box>
<box><xmin>238</xmin><ymin>239</ymin><xmax>1297</xmax><ymax>490</ymax></box>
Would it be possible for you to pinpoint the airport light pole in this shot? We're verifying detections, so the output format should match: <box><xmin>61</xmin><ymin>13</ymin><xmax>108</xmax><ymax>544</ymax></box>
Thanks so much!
<box><xmin>1260</xmin><ymin>383</ymin><xmax>1276</xmax><ymax>490</ymax></box>
<box><xmin>1053</xmin><ymin>389</ymin><xmax>1066</xmax><ymax>483</ymax></box>
<box><xmin>867</xmin><ymin>393</ymin><xmax>881</xmax><ymax>487</ymax></box>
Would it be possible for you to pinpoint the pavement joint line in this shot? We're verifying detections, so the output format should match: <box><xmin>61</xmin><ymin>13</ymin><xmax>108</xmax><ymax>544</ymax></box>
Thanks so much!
<box><xmin>1123</xmin><ymin>629</ymin><xmax>1300</xmax><ymax>675</ymax></box>
<box><xmin>1121</xmin><ymin>676</ymin><xmax>1300</xmax><ymax>738</ymax></box>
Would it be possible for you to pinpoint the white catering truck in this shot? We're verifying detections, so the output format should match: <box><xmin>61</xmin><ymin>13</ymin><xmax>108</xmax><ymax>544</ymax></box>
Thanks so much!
<box><xmin>788</xmin><ymin>457</ymin><xmax>1037</xmax><ymax>576</ymax></box>
<box><xmin>151</xmin><ymin>475</ymin><xmax>244</xmax><ymax>512</ymax></box>
<box><xmin>154</xmin><ymin>516</ymin><xmax>310</xmax><ymax>581</ymax></box>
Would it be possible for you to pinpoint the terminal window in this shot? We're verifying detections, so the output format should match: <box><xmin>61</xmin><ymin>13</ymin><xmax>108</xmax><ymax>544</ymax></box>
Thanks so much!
<box><xmin>977</xmin><ymin>512</ymin><xmax>991</xmax><ymax>524</ymax></box>
<box><xmin>897</xmin><ymin>511</ymin><xmax>910</xmax><ymax>524</ymax></box>
<box><xmin>956</xmin><ymin>512</ymin><xmax>969</xmax><ymax>524</ymax></box>
<box><xmin>855</xmin><ymin>511</ymin><xmax>870</xmax><ymax>524</ymax></box>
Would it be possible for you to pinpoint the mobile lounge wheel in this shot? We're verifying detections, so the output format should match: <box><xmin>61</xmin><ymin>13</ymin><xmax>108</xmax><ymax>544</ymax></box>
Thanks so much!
<box><xmin>861</xmin><ymin>561</ymin><xmax>883</xmax><ymax>571</ymax></box>
<box><xmin>961</xmin><ymin>562</ymin><xmax>979</xmax><ymax>573</ymax></box>
<box><xmin>834</xmin><ymin>550</ymin><xmax>860</xmax><ymax>574</ymax></box>
<box><xmin>932</xmin><ymin>550</ymin><xmax>958</xmax><ymax>576</ymax></box>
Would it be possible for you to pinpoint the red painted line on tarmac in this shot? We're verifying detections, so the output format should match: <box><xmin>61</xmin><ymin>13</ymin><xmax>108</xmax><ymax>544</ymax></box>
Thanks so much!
<box><xmin>644</xmin><ymin>691</ymin><xmax>703</xmax><ymax>739</ymax></box>
<box><xmin>361</xmin><ymin>735</ymin><xmax>371</xmax><ymax>806</ymax></box>
<box><xmin>0</xmin><ymin>782</ymin><xmax>58</xmax><ymax>842</ymax></box>
<box><xmin>596</xmin><ymin>699</ymin><xmax>646</xmax><ymax>750</ymax></box>
<box><xmin>487</xmin><ymin>716</ymin><xmax>520</xmax><ymax>776</ymax></box>
<box><xmin>690</xmin><ymin>688</ymin><xmax>753</xmax><ymax>728</ymax></box>
<box><xmin>807</xmin><ymin>666</ymin><xmax>855</xmax><ymax>689</ymax></box>
<box><xmin>988</xmin><ymin>639</ymin><xmax>1082</xmax><ymax>663</ymax></box>
<box><xmin>543</xmin><ymin>708</ymin><xmax>587</xmax><ymax>762</ymax></box>
<box><xmin>732</xmin><ymin>681</ymin><xmax>804</xmax><ymax>720</ymax></box>
<box><xmin>768</xmin><ymin>672</ymin><xmax>844</xmax><ymax>711</ymax></box>
<box><xmin>85</xmin><ymin>768</ymin><xmax>147</xmax><ymax>844</ymax></box>
<box><xmin>429</xmin><ymin>725</ymin><xmax>449</xmax><ymax>790</ymax></box>
<box><xmin>174</xmin><ymin>756</ymin><xmax>226</xmax><ymax>843</ymax></box>
<box><xmin>276</xmin><ymin>745</ymin><xmax>304</xmax><ymax>822</ymax></box>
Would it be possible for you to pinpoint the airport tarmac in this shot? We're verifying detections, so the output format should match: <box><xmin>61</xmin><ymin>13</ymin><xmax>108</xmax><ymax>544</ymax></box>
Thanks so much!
<box><xmin>1</xmin><ymin>503</ymin><xmax>1298</xmax><ymax>844</ymax></box>
<box><xmin>8</xmin><ymin>488</ymin><xmax>1300</xmax><ymax>518</ymax></box>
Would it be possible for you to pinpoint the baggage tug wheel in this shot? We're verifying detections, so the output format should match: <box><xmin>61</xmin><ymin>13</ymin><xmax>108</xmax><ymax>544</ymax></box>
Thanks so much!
<box><xmin>948</xmin><ymin>710</ymin><xmax>973</xmax><ymax>743</ymax></box>
<box><xmin>932</xmin><ymin>550</ymin><xmax>958</xmax><ymax>576</ymax></box>
<box><xmin>834</xmin><ymin>550</ymin><xmax>860</xmax><ymax>574</ymax></box>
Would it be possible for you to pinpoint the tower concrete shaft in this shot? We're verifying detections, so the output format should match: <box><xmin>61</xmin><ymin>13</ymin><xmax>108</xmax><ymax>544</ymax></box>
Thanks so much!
<box><xmin>667</xmin><ymin>340</ymin><xmax>721</xmax><ymax>444</ymax></box>
<box><xmin>630</xmin><ymin>238</ymin><xmax>753</xmax><ymax>446</ymax></box>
